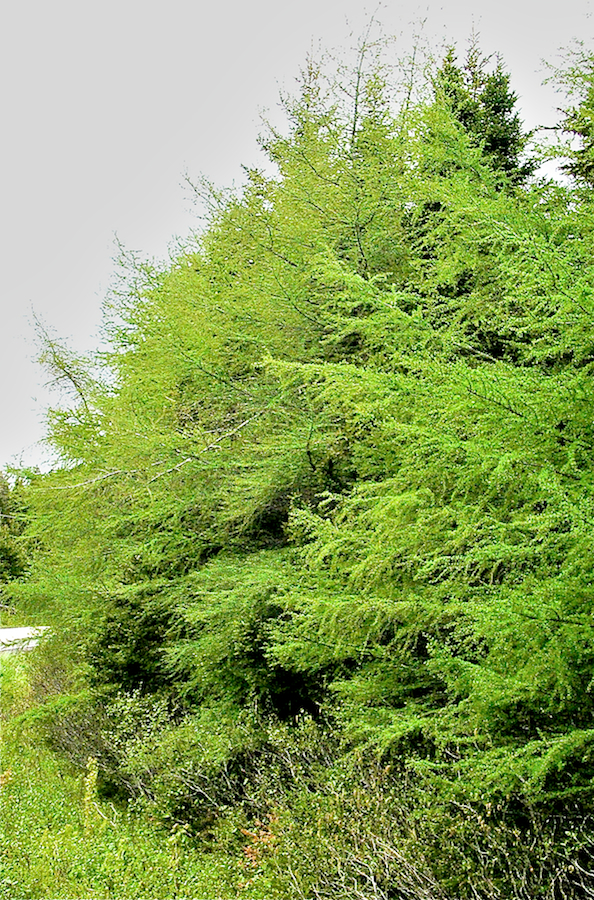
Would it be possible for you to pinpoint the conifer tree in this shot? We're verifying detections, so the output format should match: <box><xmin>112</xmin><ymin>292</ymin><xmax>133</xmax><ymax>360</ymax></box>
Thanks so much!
<box><xmin>559</xmin><ymin>51</ymin><xmax>594</xmax><ymax>184</ymax></box>
<box><xmin>434</xmin><ymin>42</ymin><xmax>535</xmax><ymax>184</ymax></box>
<box><xmin>13</xmin><ymin>41</ymin><xmax>594</xmax><ymax>898</ymax></box>
<box><xmin>0</xmin><ymin>475</ymin><xmax>27</xmax><ymax>582</ymax></box>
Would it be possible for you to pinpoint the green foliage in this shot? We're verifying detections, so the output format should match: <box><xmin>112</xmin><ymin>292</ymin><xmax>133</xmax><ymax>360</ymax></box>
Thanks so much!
<box><xmin>0</xmin><ymin>656</ymin><xmax>251</xmax><ymax>900</ymax></box>
<box><xmin>554</xmin><ymin>46</ymin><xmax>594</xmax><ymax>185</ymax></box>
<box><xmin>0</xmin><ymin>474</ymin><xmax>28</xmax><ymax>585</ymax></box>
<box><xmin>433</xmin><ymin>42</ymin><xmax>535</xmax><ymax>185</ymax></box>
<box><xmin>11</xmin><ymin>36</ymin><xmax>594</xmax><ymax>897</ymax></box>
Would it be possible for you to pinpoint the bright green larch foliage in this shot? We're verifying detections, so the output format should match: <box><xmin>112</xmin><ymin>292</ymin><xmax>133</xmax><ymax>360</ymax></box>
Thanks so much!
<box><xmin>559</xmin><ymin>50</ymin><xmax>594</xmax><ymax>185</ymax></box>
<box><xmin>8</xmin><ymin>40</ymin><xmax>594</xmax><ymax>899</ymax></box>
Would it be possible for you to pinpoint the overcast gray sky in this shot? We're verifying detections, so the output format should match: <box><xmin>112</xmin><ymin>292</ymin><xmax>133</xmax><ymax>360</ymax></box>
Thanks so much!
<box><xmin>1</xmin><ymin>0</ymin><xmax>592</xmax><ymax>470</ymax></box>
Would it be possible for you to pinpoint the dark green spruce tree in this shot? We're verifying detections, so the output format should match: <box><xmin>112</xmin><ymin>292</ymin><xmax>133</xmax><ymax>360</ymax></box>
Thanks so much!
<box><xmin>434</xmin><ymin>42</ymin><xmax>535</xmax><ymax>184</ymax></box>
<box><xmin>0</xmin><ymin>475</ymin><xmax>27</xmax><ymax>584</ymax></box>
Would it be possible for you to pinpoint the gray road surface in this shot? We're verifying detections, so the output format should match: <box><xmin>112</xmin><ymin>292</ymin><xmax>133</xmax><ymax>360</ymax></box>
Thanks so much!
<box><xmin>0</xmin><ymin>626</ymin><xmax>50</xmax><ymax>654</ymax></box>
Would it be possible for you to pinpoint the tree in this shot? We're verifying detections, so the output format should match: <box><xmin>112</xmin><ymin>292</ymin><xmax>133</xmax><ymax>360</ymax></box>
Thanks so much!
<box><xmin>0</xmin><ymin>474</ymin><xmax>27</xmax><ymax>583</ymax></box>
<box><xmin>557</xmin><ymin>49</ymin><xmax>594</xmax><ymax>185</ymax></box>
<box><xmin>434</xmin><ymin>42</ymin><xmax>535</xmax><ymax>185</ymax></box>
<box><xmin>16</xmin><ymin>42</ymin><xmax>594</xmax><ymax>898</ymax></box>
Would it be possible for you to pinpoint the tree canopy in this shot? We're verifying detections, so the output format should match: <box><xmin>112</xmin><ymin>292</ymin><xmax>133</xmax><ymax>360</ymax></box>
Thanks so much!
<box><xmin>9</xmin><ymin>39</ymin><xmax>594</xmax><ymax>899</ymax></box>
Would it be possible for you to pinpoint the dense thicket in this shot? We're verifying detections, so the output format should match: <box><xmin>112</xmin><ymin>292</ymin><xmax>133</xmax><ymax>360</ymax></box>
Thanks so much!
<box><xmin>10</xmin><ymin>42</ymin><xmax>594</xmax><ymax>898</ymax></box>
<box><xmin>0</xmin><ymin>475</ymin><xmax>28</xmax><ymax>585</ymax></box>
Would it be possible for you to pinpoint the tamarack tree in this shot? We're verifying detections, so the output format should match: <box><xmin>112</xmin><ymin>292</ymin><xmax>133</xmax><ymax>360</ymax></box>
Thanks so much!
<box><xmin>15</xmin><ymin>38</ymin><xmax>594</xmax><ymax>899</ymax></box>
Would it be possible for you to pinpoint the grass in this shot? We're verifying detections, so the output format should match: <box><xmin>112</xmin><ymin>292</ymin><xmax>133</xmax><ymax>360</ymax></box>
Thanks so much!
<box><xmin>0</xmin><ymin>653</ymin><xmax>277</xmax><ymax>900</ymax></box>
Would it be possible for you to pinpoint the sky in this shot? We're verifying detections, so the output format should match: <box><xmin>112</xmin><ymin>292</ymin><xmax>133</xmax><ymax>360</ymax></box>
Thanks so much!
<box><xmin>1</xmin><ymin>0</ymin><xmax>592</xmax><ymax>470</ymax></box>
